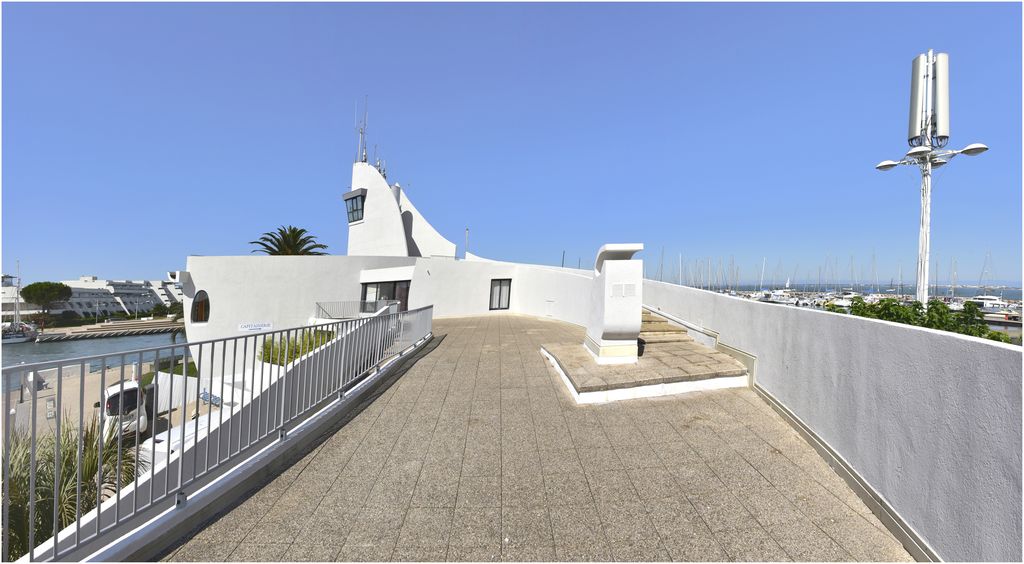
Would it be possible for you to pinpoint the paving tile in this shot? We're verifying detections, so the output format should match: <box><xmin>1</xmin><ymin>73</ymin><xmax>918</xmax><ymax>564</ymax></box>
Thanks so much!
<box><xmin>391</xmin><ymin>545</ymin><xmax>448</xmax><ymax>561</ymax></box>
<box><xmin>688</xmin><ymin>492</ymin><xmax>761</xmax><ymax>533</ymax></box>
<box><xmin>659</xmin><ymin>524</ymin><xmax>730</xmax><ymax>562</ymax></box>
<box><xmin>450</xmin><ymin>505</ymin><xmax>502</xmax><ymax>547</ymax></box>
<box><xmin>597</xmin><ymin>500</ymin><xmax>662</xmax><ymax>546</ymax></box>
<box><xmin>613</xmin><ymin>539</ymin><xmax>673</xmax><ymax>561</ymax></box>
<box><xmin>292</xmin><ymin>504</ymin><xmax>361</xmax><ymax>545</ymax></box>
<box><xmin>614</xmin><ymin>443</ymin><xmax>664</xmax><ymax>469</ymax></box>
<box><xmin>644</xmin><ymin>496</ymin><xmax>705</xmax><ymax>538</ymax></box>
<box><xmin>365</xmin><ymin>459</ymin><xmax>423</xmax><ymax>507</ymax></box>
<box><xmin>462</xmin><ymin>446</ymin><xmax>501</xmax><ymax>477</ymax></box>
<box><xmin>397</xmin><ymin>506</ymin><xmax>453</xmax><ymax>547</ymax></box>
<box><xmin>168</xmin><ymin>539</ymin><xmax>238</xmax><ymax>562</ymax></box>
<box><xmin>282</xmin><ymin>542</ymin><xmax>343</xmax><ymax>562</ymax></box>
<box><xmin>227</xmin><ymin>542</ymin><xmax>290</xmax><ymax>562</ymax></box>
<box><xmin>456</xmin><ymin>475</ymin><xmax>501</xmax><ymax>507</ymax></box>
<box><xmin>627</xmin><ymin>466</ymin><xmax>682</xmax><ymax>501</ymax></box>
<box><xmin>542</xmin><ymin>471</ymin><xmax>594</xmax><ymax>506</ymax></box>
<box><xmin>587</xmin><ymin>469</ymin><xmax>641</xmax><ymax>505</ymax></box>
<box><xmin>410</xmin><ymin>467</ymin><xmax>460</xmax><ymax>508</ymax></box>
<box><xmin>447</xmin><ymin>545</ymin><xmax>501</xmax><ymax>561</ymax></box>
<box><xmin>500</xmin><ymin>544</ymin><xmax>557</xmax><ymax>561</ymax></box>
<box><xmin>501</xmin><ymin>506</ymin><xmax>554</xmax><ymax>548</ymax></box>
<box><xmin>538</xmin><ymin>448</ymin><xmax>584</xmax><ymax>475</ymax></box>
<box><xmin>736</xmin><ymin>484</ymin><xmax>807</xmax><ymax>528</ymax></box>
<box><xmin>767</xmin><ymin>518</ymin><xmax>853</xmax><ymax>562</ymax></box>
<box><xmin>502</xmin><ymin>468</ymin><xmax>547</xmax><ymax>507</ymax></box>
<box><xmin>335</xmin><ymin>543</ymin><xmax>396</xmax><ymax>562</ymax></box>
<box><xmin>343</xmin><ymin>504</ymin><xmax>406</xmax><ymax>547</ymax></box>
<box><xmin>817</xmin><ymin>513</ymin><xmax>914</xmax><ymax>561</ymax></box>
<box><xmin>554</xmin><ymin>542</ymin><xmax>614</xmax><ymax>561</ymax></box>
<box><xmin>714</xmin><ymin>524</ymin><xmax>792</xmax><ymax>561</ymax></box>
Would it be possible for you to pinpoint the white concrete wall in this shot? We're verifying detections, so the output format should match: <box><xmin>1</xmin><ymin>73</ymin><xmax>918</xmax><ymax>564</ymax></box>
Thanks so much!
<box><xmin>406</xmin><ymin>258</ymin><xmax>593</xmax><ymax>326</ymax></box>
<box><xmin>347</xmin><ymin>162</ymin><xmax>409</xmax><ymax>257</ymax></box>
<box><xmin>182</xmin><ymin>255</ymin><xmax>416</xmax><ymax>344</ymax></box>
<box><xmin>642</xmin><ymin>280</ymin><xmax>1022</xmax><ymax>562</ymax></box>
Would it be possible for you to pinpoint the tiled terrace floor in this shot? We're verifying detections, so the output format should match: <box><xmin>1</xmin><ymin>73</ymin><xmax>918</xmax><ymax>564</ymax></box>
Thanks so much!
<box><xmin>163</xmin><ymin>315</ymin><xmax>912</xmax><ymax>562</ymax></box>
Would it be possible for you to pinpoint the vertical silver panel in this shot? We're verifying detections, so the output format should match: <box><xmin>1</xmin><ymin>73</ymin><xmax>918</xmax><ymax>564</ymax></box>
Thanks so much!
<box><xmin>932</xmin><ymin>52</ymin><xmax>950</xmax><ymax>142</ymax></box>
<box><xmin>908</xmin><ymin>54</ymin><xmax>928</xmax><ymax>145</ymax></box>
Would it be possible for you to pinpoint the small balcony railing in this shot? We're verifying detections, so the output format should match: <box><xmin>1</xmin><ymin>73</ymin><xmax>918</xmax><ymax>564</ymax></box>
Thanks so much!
<box><xmin>314</xmin><ymin>300</ymin><xmax>400</xmax><ymax>319</ymax></box>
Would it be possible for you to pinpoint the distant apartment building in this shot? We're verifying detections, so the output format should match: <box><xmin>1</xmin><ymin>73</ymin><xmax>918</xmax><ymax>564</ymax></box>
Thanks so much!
<box><xmin>1</xmin><ymin>273</ymin><xmax>184</xmax><ymax>321</ymax></box>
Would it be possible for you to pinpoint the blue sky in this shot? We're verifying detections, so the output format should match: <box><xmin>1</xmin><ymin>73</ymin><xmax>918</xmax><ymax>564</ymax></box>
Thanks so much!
<box><xmin>3</xmin><ymin>2</ymin><xmax>1021</xmax><ymax>286</ymax></box>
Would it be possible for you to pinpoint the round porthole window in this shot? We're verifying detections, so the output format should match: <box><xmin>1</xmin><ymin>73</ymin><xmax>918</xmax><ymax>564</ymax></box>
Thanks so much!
<box><xmin>191</xmin><ymin>290</ymin><xmax>210</xmax><ymax>323</ymax></box>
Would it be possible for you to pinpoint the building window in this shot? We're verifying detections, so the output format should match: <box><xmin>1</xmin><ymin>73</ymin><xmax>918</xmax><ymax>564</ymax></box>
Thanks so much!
<box><xmin>489</xmin><ymin>279</ymin><xmax>511</xmax><ymax>310</ymax></box>
<box><xmin>360</xmin><ymin>281</ymin><xmax>410</xmax><ymax>312</ymax></box>
<box><xmin>346</xmin><ymin>195</ymin><xmax>365</xmax><ymax>223</ymax></box>
<box><xmin>191</xmin><ymin>290</ymin><xmax>210</xmax><ymax>323</ymax></box>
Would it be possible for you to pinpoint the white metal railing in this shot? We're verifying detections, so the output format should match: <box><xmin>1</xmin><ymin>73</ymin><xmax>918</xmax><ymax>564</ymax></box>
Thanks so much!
<box><xmin>314</xmin><ymin>300</ymin><xmax>400</xmax><ymax>319</ymax></box>
<box><xmin>1</xmin><ymin>306</ymin><xmax>433</xmax><ymax>562</ymax></box>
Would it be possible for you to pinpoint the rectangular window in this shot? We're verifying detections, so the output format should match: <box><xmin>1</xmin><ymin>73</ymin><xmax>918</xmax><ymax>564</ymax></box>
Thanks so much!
<box><xmin>346</xmin><ymin>195</ymin><xmax>365</xmax><ymax>223</ymax></box>
<box><xmin>360</xmin><ymin>280</ymin><xmax>410</xmax><ymax>312</ymax></box>
<box><xmin>489</xmin><ymin>279</ymin><xmax>511</xmax><ymax>310</ymax></box>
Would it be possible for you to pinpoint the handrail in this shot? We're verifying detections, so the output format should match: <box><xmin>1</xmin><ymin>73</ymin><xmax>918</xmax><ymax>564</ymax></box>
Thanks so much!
<box><xmin>314</xmin><ymin>300</ymin><xmax>400</xmax><ymax>320</ymax></box>
<box><xmin>1</xmin><ymin>305</ymin><xmax>433</xmax><ymax>562</ymax></box>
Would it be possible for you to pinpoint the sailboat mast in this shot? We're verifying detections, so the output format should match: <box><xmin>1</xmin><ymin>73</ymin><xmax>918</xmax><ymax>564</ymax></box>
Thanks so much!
<box><xmin>13</xmin><ymin>260</ymin><xmax>21</xmax><ymax>325</ymax></box>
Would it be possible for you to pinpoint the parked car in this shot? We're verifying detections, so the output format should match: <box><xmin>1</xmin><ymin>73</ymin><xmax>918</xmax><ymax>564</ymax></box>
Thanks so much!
<box><xmin>102</xmin><ymin>381</ymin><xmax>149</xmax><ymax>438</ymax></box>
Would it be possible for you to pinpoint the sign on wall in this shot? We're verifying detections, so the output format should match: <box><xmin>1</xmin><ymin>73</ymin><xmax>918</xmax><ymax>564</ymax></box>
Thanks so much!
<box><xmin>238</xmin><ymin>322</ymin><xmax>273</xmax><ymax>332</ymax></box>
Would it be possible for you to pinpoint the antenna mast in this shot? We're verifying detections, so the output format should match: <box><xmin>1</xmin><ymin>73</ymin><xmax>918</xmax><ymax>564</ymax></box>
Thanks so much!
<box><xmin>355</xmin><ymin>97</ymin><xmax>369</xmax><ymax>163</ymax></box>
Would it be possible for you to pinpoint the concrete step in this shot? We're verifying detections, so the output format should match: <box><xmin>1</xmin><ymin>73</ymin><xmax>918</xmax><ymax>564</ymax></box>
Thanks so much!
<box><xmin>640</xmin><ymin>320</ymin><xmax>685</xmax><ymax>333</ymax></box>
<box><xmin>639</xmin><ymin>332</ymin><xmax>693</xmax><ymax>344</ymax></box>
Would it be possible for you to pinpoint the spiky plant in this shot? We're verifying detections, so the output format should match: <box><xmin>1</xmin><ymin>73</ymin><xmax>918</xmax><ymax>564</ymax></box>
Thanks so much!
<box><xmin>6</xmin><ymin>415</ymin><xmax>147</xmax><ymax>560</ymax></box>
<box><xmin>249</xmin><ymin>226</ymin><xmax>328</xmax><ymax>256</ymax></box>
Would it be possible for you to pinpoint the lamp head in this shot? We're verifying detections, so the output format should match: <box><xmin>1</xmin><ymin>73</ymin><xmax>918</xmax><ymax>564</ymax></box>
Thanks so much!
<box><xmin>875</xmin><ymin>160</ymin><xmax>900</xmax><ymax>171</ymax></box>
<box><xmin>906</xmin><ymin>146</ymin><xmax>932</xmax><ymax>161</ymax></box>
<box><xmin>960</xmin><ymin>143</ymin><xmax>988</xmax><ymax>156</ymax></box>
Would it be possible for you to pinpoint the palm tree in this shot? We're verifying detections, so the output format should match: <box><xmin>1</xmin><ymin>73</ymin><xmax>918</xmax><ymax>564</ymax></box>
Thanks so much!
<box><xmin>249</xmin><ymin>226</ymin><xmax>328</xmax><ymax>255</ymax></box>
<box><xmin>7</xmin><ymin>416</ymin><xmax>146</xmax><ymax>560</ymax></box>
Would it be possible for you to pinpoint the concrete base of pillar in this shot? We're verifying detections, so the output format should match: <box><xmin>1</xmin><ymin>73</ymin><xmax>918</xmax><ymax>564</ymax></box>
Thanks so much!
<box><xmin>583</xmin><ymin>334</ymin><xmax>638</xmax><ymax>365</ymax></box>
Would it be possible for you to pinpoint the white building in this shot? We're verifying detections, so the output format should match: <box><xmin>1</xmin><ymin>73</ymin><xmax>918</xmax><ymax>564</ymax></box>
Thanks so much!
<box><xmin>58</xmin><ymin>275</ymin><xmax>184</xmax><ymax>318</ymax></box>
<box><xmin>1</xmin><ymin>273</ymin><xmax>184</xmax><ymax>321</ymax></box>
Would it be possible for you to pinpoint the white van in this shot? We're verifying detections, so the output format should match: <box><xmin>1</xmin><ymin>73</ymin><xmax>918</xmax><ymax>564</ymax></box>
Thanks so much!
<box><xmin>102</xmin><ymin>381</ymin><xmax>149</xmax><ymax>438</ymax></box>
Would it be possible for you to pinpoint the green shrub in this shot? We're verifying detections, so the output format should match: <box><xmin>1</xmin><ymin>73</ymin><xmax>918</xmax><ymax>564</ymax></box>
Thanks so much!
<box><xmin>835</xmin><ymin>297</ymin><xmax>1011</xmax><ymax>343</ymax></box>
<box><xmin>6</xmin><ymin>416</ymin><xmax>147</xmax><ymax>560</ymax></box>
<box><xmin>258</xmin><ymin>330</ymin><xmax>335</xmax><ymax>366</ymax></box>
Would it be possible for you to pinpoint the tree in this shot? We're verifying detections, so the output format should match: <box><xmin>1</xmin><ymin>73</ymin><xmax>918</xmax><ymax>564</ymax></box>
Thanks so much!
<box><xmin>150</xmin><ymin>303</ymin><xmax>169</xmax><ymax>317</ymax></box>
<box><xmin>249</xmin><ymin>226</ymin><xmax>328</xmax><ymax>255</ymax></box>
<box><xmin>20</xmin><ymin>282</ymin><xmax>72</xmax><ymax>315</ymax></box>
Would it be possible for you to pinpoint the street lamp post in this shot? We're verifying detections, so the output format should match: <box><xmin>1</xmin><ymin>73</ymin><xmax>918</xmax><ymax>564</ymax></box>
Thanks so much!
<box><xmin>875</xmin><ymin>49</ymin><xmax>987</xmax><ymax>306</ymax></box>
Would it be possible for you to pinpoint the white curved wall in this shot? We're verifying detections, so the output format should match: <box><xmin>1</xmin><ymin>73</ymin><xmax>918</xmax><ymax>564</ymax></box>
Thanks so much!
<box><xmin>396</xmin><ymin>187</ymin><xmax>457</xmax><ymax>258</ymax></box>
<box><xmin>347</xmin><ymin>162</ymin><xmax>409</xmax><ymax>257</ymax></box>
<box><xmin>182</xmin><ymin>255</ymin><xmax>595</xmax><ymax>346</ymax></box>
<box><xmin>643</xmin><ymin>280</ymin><xmax>1022</xmax><ymax>562</ymax></box>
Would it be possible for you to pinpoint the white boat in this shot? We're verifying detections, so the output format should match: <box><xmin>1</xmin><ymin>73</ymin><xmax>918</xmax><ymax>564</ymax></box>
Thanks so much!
<box><xmin>2</xmin><ymin>265</ymin><xmax>38</xmax><ymax>344</ymax></box>
<box><xmin>966</xmin><ymin>295</ymin><xmax>1011</xmax><ymax>314</ymax></box>
<box><xmin>759</xmin><ymin>289</ymin><xmax>798</xmax><ymax>306</ymax></box>
<box><xmin>829</xmin><ymin>290</ymin><xmax>862</xmax><ymax>308</ymax></box>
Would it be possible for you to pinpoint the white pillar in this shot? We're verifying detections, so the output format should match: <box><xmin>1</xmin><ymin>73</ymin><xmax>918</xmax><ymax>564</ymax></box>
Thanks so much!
<box><xmin>916</xmin><ymin>159</ymin><xmax>932</xmax><ymax>305</ymax></box>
